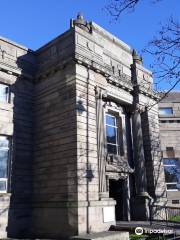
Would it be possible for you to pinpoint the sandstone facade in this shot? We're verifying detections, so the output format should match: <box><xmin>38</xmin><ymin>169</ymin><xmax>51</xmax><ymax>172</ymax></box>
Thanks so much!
<box><xmin>0</xmin><ymin>15</ymin><xmax>167</xmax><ymax>239</ymax></box>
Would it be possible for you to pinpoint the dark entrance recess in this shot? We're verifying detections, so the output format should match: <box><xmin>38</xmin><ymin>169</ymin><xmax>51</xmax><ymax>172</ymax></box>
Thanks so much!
<box><xmin>109</xmin><ymin>179</ymin><xmax>125</xmax><ymax>221</ymax></box>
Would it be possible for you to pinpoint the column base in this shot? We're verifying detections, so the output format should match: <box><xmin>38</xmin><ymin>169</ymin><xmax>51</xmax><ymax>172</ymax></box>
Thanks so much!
<box><xmin>99</xmin><ymin>192</ymin><xmax>109</xmax><ymax>200</ymax></box>
<box><xmin>131</xmin><ymin>192</ymin><xmax>151</xmax><ymax>221</ymax></box>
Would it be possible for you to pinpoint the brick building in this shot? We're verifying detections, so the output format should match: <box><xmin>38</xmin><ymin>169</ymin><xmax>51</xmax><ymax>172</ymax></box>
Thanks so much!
<box><xmin>159</xmin><ymin>92</ymin><xmax>180</xmax><ymax>206</ymax></box>
<box><xmin>0</xmin><ymin>15</ymin><xmax>167</xmax><ymax>239</ymax></box>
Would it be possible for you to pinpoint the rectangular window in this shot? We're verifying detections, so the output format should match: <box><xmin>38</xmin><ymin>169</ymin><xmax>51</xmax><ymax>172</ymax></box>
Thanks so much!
<box><xmin>160</xmin><ymin>120</ymin><xmax>167</xmax><ymax>123</ymax></box>
<box><xmin>159</xmin><ymin>107</ymin><xmax>173</xmax><ymax>116</ymax></box>
<box><xmin>163</xmin><ymin>158</ymin><xmax>180</xmax><ymax>191</ymax></box>
<box><xmin>172</xmin><ymin>200</ymin><xmax>179</xmax><ymax>204</ymax></box>
<box><xmin>0</xmin><ymin>83</ymin><xmax>10</xmax><ymax>103</ymax></box>
<box><xmin>166</xmin><ymin>147</ymin><xmax>174</xmax><ymax>152</ymax></box>
<box><xmin>105</xmin><ymin>113</ymin><xmax>119</xmax><ymax>155</ymax></box>
<box><xmin>0</xmin><ymin>136</ymin><xmax>10</xmax><ymax>192</ymax></box>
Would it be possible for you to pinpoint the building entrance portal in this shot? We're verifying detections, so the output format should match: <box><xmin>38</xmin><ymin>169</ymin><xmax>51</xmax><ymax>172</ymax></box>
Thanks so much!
<box><xmin>109</xmin><ymin>179</ymin><xmax>126</xmax><ymax>221</ymax></box>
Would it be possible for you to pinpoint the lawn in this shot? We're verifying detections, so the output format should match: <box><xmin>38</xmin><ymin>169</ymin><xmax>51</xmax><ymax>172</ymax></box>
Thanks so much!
<box><xmin>169</xmin><ymin>214</ymin><xmax>180</xmax><ymax>222</ymax></box>
<box><xmin>130</xmin><ymin>234</ymin><xmax>169</xmax><ymax>240</ymax></box>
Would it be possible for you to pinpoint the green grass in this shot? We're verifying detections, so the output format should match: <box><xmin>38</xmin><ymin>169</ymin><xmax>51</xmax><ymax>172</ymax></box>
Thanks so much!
<box><xmin>130</xmin><ymin>234</ymin><xmax>168</xmax><ymax>240</ymax></box>
<box><xmin>169</xmin><ymin>214</ymin><xmax>180</xmax><ymax>222</ymax></box>
<box><xmin>130</xmin><ymin>234</ymin><xmax>148</xmax><ymax>239</ymax></box>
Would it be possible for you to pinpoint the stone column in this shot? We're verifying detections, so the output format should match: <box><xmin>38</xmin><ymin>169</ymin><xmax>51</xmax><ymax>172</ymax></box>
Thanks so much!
<box><xmin>123</xmin><ymin>177</ymin><xmax>131</xmax><ymax>221</ymax></box>
<box><xmin>131</xmin><ymin>105</ymin><xmax>151</xmax><ymax>220</ymax></box>
<box><xmin>131</xmin><ymin>50</ymin><xmax>151</xmax><ymax>220</ymax></box>
<box><xmin>95</xmin><ymin>87</ymin><xmax>108</xmax><ymax>198</ymax></box>
<box><xmin>132</xmin><ymin>105</ymin><xmax>147</xmax><ymax>194</ymax></box>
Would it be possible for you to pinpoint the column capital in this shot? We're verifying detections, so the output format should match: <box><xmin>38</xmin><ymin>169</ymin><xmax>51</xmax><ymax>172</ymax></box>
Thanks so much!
<box><xmin>133</xmin><ymin>103</ymin><xmax>146</xmax><ymax>114</ymax></box>
<box><xmin>95</xmin><ymin>86</ymin><xmax>107</xmax><ymax>99</ymax></box>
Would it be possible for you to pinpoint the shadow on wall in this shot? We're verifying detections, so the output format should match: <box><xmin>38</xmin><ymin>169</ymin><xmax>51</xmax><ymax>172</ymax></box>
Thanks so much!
<box><xmin>4</xmin><ymin>47</ymin><xmax>79</xmax><ymax>238</ymax></box>
<box><xmin>141</xmin><ymin>109</ymin><xmax>167</xmax><ymax>221</ymax></box>
<box><xmin>1</xmin><ymin>52</ymin><xmax>169</xmax><ymax>238</ymax></box>
<box><xmin>4</xmin><ymin>52</ymin><xmax>36</xmax><ymax>238</ymax></box>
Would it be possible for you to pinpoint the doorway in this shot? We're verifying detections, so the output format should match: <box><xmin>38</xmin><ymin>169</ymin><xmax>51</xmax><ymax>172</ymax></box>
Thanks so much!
<box><xmin>109</xmin><ymin>179</ymin><xmax>125</xmax><ymax>221</ymax></box>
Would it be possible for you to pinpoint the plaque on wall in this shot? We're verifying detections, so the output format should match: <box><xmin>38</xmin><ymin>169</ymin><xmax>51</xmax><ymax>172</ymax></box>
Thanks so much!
<box><xmin>103</xmin><ymin>206</ymin><xmax>115</xmax><ymax>223</ymax></box>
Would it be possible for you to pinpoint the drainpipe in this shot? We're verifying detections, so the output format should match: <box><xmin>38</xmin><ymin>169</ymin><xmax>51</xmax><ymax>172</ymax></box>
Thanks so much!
<box><xmin>86</xmin><ymin>67</ymin><xmax>90</xmax><ymax>234</ymax></box>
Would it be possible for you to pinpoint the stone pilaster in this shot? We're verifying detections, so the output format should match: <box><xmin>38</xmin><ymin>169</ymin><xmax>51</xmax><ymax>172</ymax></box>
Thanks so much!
<box><xmin>95</xmin><ymin>87</ymin><xmax>108</xmax><ymax>198</ymax></box>
<box><xmin>131</xmin><ymin>50</ymin><xmax>151</xmax><ymax>220</ymax></box>
<box><xmin>131</xmin><ymin>104</ymin><xmax>151</xmax><ymax>220</ymax></box>
<box><xmin>132</xmin><ymin>105</ymin><xmax>147</xmax><ymax>194</ymax></box>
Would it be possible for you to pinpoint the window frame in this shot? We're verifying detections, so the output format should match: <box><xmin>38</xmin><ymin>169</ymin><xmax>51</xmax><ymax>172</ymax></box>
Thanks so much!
<box><xmin>159</xmin><ymin>107</ymin><xmax>173</xmax><ymax>116</ymax></box>
<box><xmin>172</xmin><ymin>200</ymin><xmax>180</xmax><ymax>204</ymax></box>
<box><xmin>0</xmin><ymin>135</ymin><xmax>11</xmax><ymax>193</ymax></box>
<box><xmin>163</xmin><ymin>158</ymin><xmax>180</xmax><ymax>192</ymax></box>
<box><xmin>0</xmin><ymin>82</ymin><xmax>10</xmax><ymax>103</ymax></box>
<box><xmin>105</xmin><ymin>113</ymin><xmax>119</xmax><ymax>155</ymax></box>
<box><xmin>105</xmin><ymin>110</ymin><xmax>124</xmax><ymax>156</ymax></box>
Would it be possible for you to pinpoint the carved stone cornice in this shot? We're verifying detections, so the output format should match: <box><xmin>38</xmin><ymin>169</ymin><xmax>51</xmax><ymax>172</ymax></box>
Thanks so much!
<box><xmin>0</xmin><ymin>42</ymin><xmax>36</xmax><ymax>80</ymax></box>
<box><xmin>35</xmin><ymin>56</ymin><xmax>74</xmax><ymax>82</ymax></box>
<box><xmin>0</xmin><ymin>61</ymin><xmax>33</xmax><ymax>80</ymax></box>
<box><xmin>75</xmin><ymin>52</ymin><xmax>133</xmax><ymax>93</ymax></box>
<box><xmin>106</xmin><ymin>172</ymin><xmax>129</xmax><ymax>180</ymax></box>
<box><xmin>106</xmin><ymin>155</ymin><xmax>133</xmax><ymax>173</ymax></box>
<box><xmin>138</xmin><ymin>84</ymin><xmax>159</xmax><ymax>100</ymax></box>
<box><xmin>75</xmin><ymin>52</ymin><xmax>107</xmax><ymax>75</ymax></box>
<box><xmin>133</xmin><ymin>83</ymin><xmax>159</xmax><ymax>100</ymax></box>
<box><xmin>107</xmin><ymin>74</ymin><xmax>133</xmax><ymax>92</ymax></box>
<box><xmin>106</xmin><ymin>154</ymin><xmax>134</xmax><ymax>180</ymax></box>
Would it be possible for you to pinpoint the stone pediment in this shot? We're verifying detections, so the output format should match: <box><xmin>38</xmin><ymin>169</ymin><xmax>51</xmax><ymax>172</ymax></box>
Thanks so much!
<box><xmin>106</xmin><ymin>163</ymin><xmax>133</xmax><ymax>174</ymax></box>
<box><xmin>105</xmin><ymin>155</ymin><xmax>134</xmax><ymax>180</ymax></box>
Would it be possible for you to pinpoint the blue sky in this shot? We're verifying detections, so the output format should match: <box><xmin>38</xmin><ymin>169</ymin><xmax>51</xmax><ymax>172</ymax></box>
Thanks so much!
<box><xmin>0</xmin><ymin>0</ymin><xmax>179</xmax><ymax>90</ymax></box>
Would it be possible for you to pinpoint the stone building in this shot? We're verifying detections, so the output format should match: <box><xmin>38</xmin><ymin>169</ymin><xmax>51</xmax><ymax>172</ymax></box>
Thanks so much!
<box><xmin>159</xmin><ymin>92</ymin><xmax>180</xmax><ymax>206</ymax></box>
<box><xmin>0</xmin><ymin>15</ymin><xmax>167</xmax><ymax>239</ymax></box>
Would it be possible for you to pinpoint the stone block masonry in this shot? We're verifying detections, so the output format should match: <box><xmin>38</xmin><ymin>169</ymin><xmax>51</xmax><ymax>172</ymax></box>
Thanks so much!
<box><xmin>0</xmin><ymin>14</ymin><xmax>167</xmax><ymax>239</ymax></box>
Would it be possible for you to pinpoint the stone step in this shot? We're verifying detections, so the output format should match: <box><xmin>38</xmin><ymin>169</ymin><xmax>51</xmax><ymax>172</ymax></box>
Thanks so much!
<box><xmin>71</xmin><ymin>231</ymin><xmax>129</xmax><ymax>240</ymax></box>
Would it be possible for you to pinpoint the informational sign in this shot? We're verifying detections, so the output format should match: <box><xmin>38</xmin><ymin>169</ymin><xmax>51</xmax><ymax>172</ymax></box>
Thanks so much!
<box><xmin>103</xmin><ymin>206</ymin><xmax>115</xmax><ymax>222</ymax></box>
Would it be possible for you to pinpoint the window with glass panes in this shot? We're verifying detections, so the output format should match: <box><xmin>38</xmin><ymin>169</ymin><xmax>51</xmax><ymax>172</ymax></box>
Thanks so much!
<box><xmin>163</xmin><ymin>158</ymin><xmax>180</xmax><ymax>191</ymax></box>
<box><xmin>159</xmin><ymin>107</ymin><xmax>173</xmax><ymax>116</ymax></box>
<box><xmin>0</xmin><ymin>83</ymin><xmax>9</xmax><ymax>103</ymax></box>
<box><xmin>105</xmin><ymin>113</ymin><xmax>119</xmax><ymax>155</ymax></box>
<box><xmin>0</xmin><ymin>136</ymin><xmax>10</xmax><ymax>192</ymax></box>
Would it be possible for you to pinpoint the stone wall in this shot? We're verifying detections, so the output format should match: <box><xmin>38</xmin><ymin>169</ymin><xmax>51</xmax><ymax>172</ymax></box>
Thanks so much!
<box><xmin>8</xmin><ymin>76</ymin><xmax>34</xmax><ymax>238</ymax></box>
<box><xmin>141</xmin><ymin>105</ymin><xmax>167</xmax><ymax>203</ymax></box>
<box><xmin>31</xmin><ymin>30</ymin><xmax>80</xmax><ymax>238</ymax></box>
<box><xmin>0</xmin><ymin>15</ymin><xmax>169</xmax><ymax>239</ymax></box>
<box><xmin>0</xmin><ymin>37</ymin><xmax>35</xmax><ymax>238</ymax></box>
<box><xmin>74</xmin><ymin>21</ymin><xmax>133</xmax><ymax>231</ymax></box>
<box><xmin>159</xmin><ymin>93</ymin><xmax>180</xmax><ymax>206</ymax></box>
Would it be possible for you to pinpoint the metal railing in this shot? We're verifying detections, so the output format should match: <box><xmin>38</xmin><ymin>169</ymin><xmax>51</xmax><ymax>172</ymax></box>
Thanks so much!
<box><xmin>150</xmin><ymin>205</ymin><xmax>180</xmax><ymax>224</ymax></box>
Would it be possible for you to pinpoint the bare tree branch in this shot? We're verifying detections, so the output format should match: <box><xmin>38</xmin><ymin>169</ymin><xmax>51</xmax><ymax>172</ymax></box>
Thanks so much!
<box><xmin>148</xmin><ymin>78</ymin><xmax>180</xmax><ymax>111</ymax></box>
<box><xmin>105</xmin><ymin>0</ymin><xmax>180</xmax><ymax>99</ymax></box>
<box><xmin>105</xmin><ymin>0</ymin><xmax>162</xmax><ymax>19</ymax></box>
<box><xmin>105</xmin><ymin>0</ymin><xmax>141</xmax><ymax>20</ymax></box>
<box><xmin>143</xmin><ymin>17</ymin><xmax>180</xmax><ymax>89</ymax></box>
